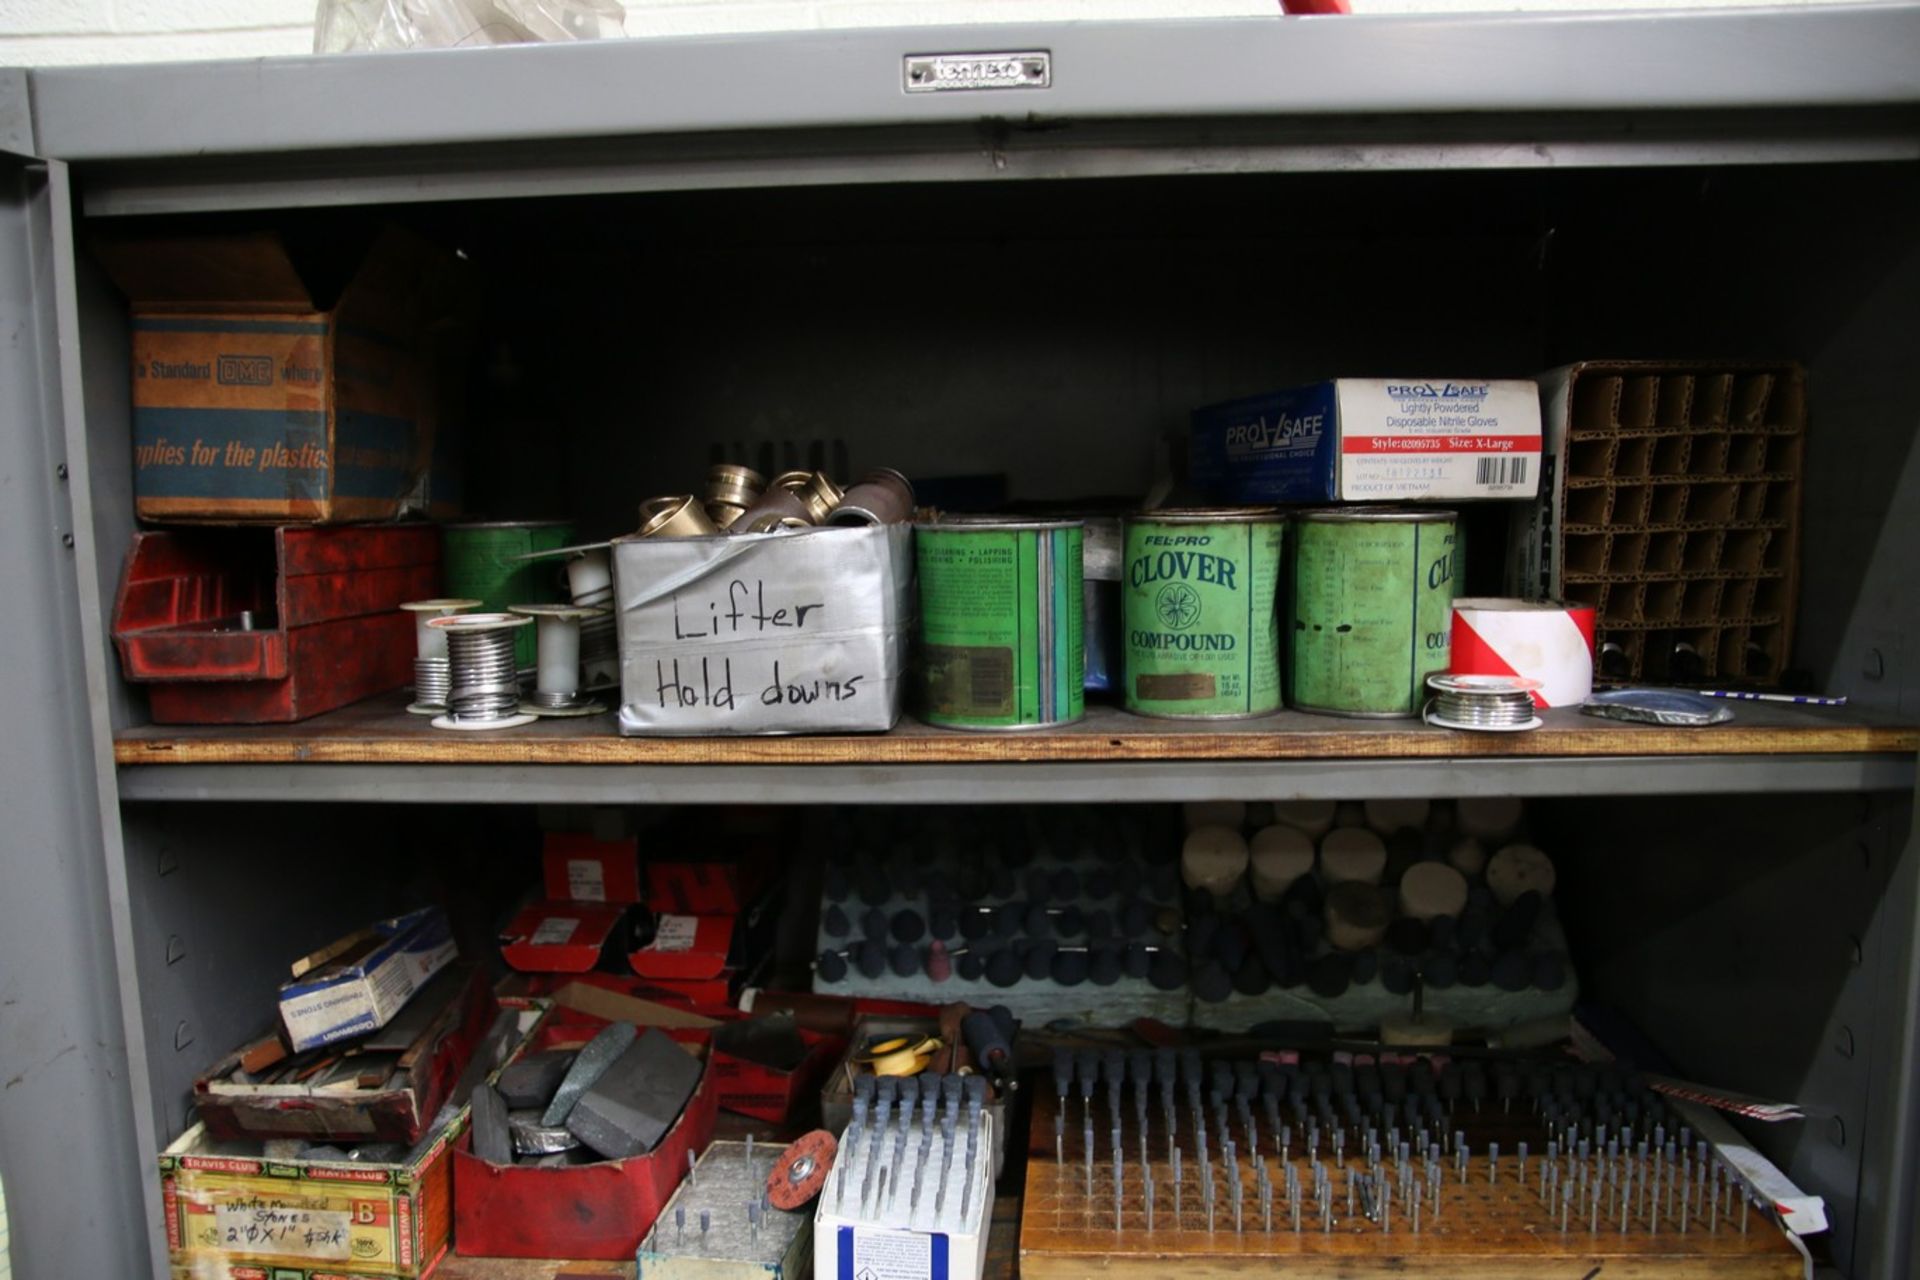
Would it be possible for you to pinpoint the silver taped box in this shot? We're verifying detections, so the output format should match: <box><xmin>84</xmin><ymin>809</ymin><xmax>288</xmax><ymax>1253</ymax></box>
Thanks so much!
<box><xmin>613</xmin><ymin>524</ymin><xmax>914</xmax><ymax>735</ymax></box>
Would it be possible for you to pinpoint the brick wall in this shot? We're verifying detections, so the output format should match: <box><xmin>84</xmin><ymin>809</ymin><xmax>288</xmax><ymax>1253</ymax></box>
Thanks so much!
<box><xmin>0</xmin><ymin>0</ymin><xmax>1863</xmax><ymax>67</ymax></box>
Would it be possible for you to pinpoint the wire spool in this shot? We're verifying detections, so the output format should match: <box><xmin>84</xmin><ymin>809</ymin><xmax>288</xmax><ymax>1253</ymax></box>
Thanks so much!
<box><xmin>511</xmin><ymin>603</ymin><xmax>609</xmax><ymax>716</ymax></box>
<box><xmin>430</xmin><ymin>613</ymin><xmax>536</xmax><ymax>730</ymax></box>
<box><xmin>399</xmin><ymin>598</ymin><xmax>481</xmax><ymax>714</ymax></box>
<box><xmin>1424</xmin><ymin>673</ymin><xmax>1543</xmax><ymax>732</ymax></box>
<box><xmin>563</xmin><ymin>548</ymin><xmax>620</xmax><ymax>689</ymax></box>
<box><xmin>767</xmin><ymin>1129</ymin><xmax>837</xmax><ymax>1210</ymax></box>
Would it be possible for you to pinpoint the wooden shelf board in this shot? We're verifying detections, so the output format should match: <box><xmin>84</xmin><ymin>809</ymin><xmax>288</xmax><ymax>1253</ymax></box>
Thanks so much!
<box><xmin>113</xmin><ymin>695</ymin><xmax>1920</xmax><ymax>767</ymax></box>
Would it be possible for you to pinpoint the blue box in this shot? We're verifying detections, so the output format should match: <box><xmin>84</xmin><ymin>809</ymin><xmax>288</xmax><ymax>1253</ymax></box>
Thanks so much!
<box><xmin>278</xmin><ymin>907</ymin><xmax>459</xmax><ymax>1052</ymax></box>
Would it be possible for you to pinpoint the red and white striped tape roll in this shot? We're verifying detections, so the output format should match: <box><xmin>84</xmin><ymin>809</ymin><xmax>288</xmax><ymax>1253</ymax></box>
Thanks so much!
<box><xmin>1450</xmin><ymin>599</ymin><xmax>1596</xmax><ymax>709</ymax></box>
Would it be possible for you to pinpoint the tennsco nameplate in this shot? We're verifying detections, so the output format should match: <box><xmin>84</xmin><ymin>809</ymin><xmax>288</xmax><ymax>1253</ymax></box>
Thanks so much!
<box><xmin>905</xmin><ymin>51</ymin><xmax>1050</xmax><ymax>93</ymax></box>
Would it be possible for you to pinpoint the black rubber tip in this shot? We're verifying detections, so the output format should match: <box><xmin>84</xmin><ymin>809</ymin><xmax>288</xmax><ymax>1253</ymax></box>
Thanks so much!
<box><xmin>891</xmin><ymin>909</ymin><xmax>927</xmax><ymax>944</ymax></box>
<box><xmin>1423</xmin><ymin>951</ymin><xmax>1458</xmax><ymax>989</ymax></box>
<box><xmin>1050</xmin><ymin>948</ymin><xmax>1090</xmax><ymax>987</ymax></box>
<box><xmin>1089</xmin><ymin>945</ymin><xmax>1123</xmax><ymax>987</ymax></box>
<box><xmin>1386</xmin><ymin>917</ymin><xmax>1431</xmax><ymax>957</ymax></box>
<box><xmin>959</xmin><ymin>907</ymin><xmax>991</xmax><ymax>941</ymax></box>
<box><xmin>855</xmin><ymin>939</ymin><xmax>887</xmax><ymax>979</ymax></box>
<box><xmin>889</xmin><ymin>943</ymin><xmax>920</xmax><ymax>977</ymax></box>
<box><xmin>1086</xmin><ymin>909</ymin><xmax>1115</xmax><ymax>943</ymax></box>
<box><xmin>1147</xmin><ymin>950</ymin><xmax>1188</xmax><ymax>992</ymax></box>
<box><xmin>817</xmin><ymin>949</ymin><xmax>848</xmax><ymax>982</ymax></box>
<box><xmin>860</xmin><ymin>906</ymin><xmax>889</xmax><ymax>940</ymax></box>
<box><xmin>823</xmin><ymin>904</ymin><xmax>851</xmax><ymax>939</ymax></box>
<box><xmin>1024</xmin><ymin>940</ymin><xmax>1058</xmax><ymax>980</ymax></box>
<box><xmin>985</xmin><ymin>948</ymin><xmax>1023</xmax><ymax>989</ymax></box>
<box><xmin>1191</xmin><ymin>960</ymin><xmax>1234</xmax><ymax>1003</ymax></box>
<box><xmin>1490</xmin><ymin>948</ymin><xmax>1532</xmax><ymax>992</ymax></box>
<box><xmin>929</xmin><ymin>908</ymin><xmax>958</xmax><ymax>941</ymax></box>
<box><xmin>1307</xmin><ymin>953</ymin><xmax>1353</xmax><ymax>998</ymax></box>
<box><xmin>1186</xmin><ymin>913</ymin><xmax>1221</xmax><ymax>962</ymax></box>
<box><xmin>1427</xmin><ymin>913</ymin><xmax>1456</xmax><ymax>949</ymax></box>
<box><xmin>1123</xmin><ymin>941</ymin><xmax>1151</xmax><ymax>980</ymax></box>
<box><xmin>1492</xmin><ymin>890</ymin><xmax>1543</xmax><ymax>952</ymax></box>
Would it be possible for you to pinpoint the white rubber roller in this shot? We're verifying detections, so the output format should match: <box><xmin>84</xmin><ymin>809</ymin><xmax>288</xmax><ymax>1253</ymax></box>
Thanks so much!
<box><xmin>1363</xmin><ymin>798</ymin><xmax>1430</xmax><ymax>835</ymax></box>
<box><xmin>1319</xmin><ymin>827</ymin><xmax>1387</xmax><ymax>886</ymax></box>
<box><xmin>1249</xmin><ymin>825</ymin><xmax>1316</xmax><ymax>902</ymax></box>
<box><xmin>1181</xmin><ymin>824</ymin><xmax>1250</xmax><ymax>896</ymax></box>
<box><xmin>1398</xmin><ymin>861</ymin><xmax>1470</xmax><ymax>921</ymax></box>
<box><xmin>1269</xmin><ymin>799</ymin><xmax>1337</xmax><ymax>839</ymax></box>
<box><xmin>1324</xmin><ymin>882</ymin><xmax>1391</xmax><ymax>952</ymax></box>
<box><xmin>1486</xmin><ymin>842</ymin><xmax>1557</xmax><ymax>905</ymax></box>
<box><xmin>1457</xmin><ymin>796</ymin><xmax>1524</xmax><ymax>843</ymax></box>
<box><xmin>1183</xmin><ymin>800</ymin><xmax>1247</xmax><ymax>832</ymax></box>
<box><xmin>1446</xmin><ymin>837</ymin><xmax>1488</xmax><ymax>877</ymax></box>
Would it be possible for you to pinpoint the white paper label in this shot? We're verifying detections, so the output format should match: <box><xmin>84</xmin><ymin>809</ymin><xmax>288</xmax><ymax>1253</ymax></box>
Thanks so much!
<box><xmin>531</xmin><ymin>917</ymin><xmax>580</xmax><ymax>946</ymax></box>
<box><xmin>1335</xmin><ymin>379</ymin><xmax>1541</xmax><ymax>500</ymax></box>
<box><xmin>566</xmin><ymin>858</ymin><xmax>607</xmax><ymax>902</ymax></box>
<box><xmin>213</xmin><ymin>1203</ymin><xmax>352</xmax><ymax>1259</ymax></box>
<box><xmin>652</xmin><ymin>914</ymin><xmax>699</xmax><ymax>952</ymax></box>
<box><xmin>846</xmin><ymin>1227</ymin><xmax>933</xmax><ymax>1280</ymax></box>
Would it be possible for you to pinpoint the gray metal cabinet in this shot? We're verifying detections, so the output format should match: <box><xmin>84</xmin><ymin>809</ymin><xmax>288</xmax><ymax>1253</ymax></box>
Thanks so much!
<box><xmin>1</xmin><ymin>7</ymin><xmax>1918</xmax><ymax>1277</ymax></box>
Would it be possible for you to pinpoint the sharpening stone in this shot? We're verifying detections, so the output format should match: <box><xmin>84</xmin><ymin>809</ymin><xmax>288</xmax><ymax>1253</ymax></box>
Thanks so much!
<box><xmin>471</xmin><ymin>1083</ymin><xmax>513</xmax><ymax>1165</ymax></box>
<box><xmin>497</xmin><ymin>1049</ymin><xmax>575</xmax><ymax>1109</ymax></box>
<box><xmin>566</xmin><ymin>1027</ymin><xmax>704</xmax><ymax>1159</ymax></box>
<box><xmin>541</xmin><ymin>1021</ymin><xmax>637</xmax><ymax>1125</ymax></box>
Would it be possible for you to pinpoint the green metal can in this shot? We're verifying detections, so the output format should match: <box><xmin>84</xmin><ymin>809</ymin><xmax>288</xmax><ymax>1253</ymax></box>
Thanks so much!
<box><xmin>1122</xmin><ymin>507</ymin><xmax>1286</xmax><ymax>719</ymax></box>
<box><xmin>1288</xmin><ymin>508</ymin><xmax>1460</xmax><ymax>718</ymax></box>
<box><xmin>915</xmin><ymin>518</ymin><xmax>1085</xmax><ymax>730</ymax></box>
<box><xmin>441</xmin><ymin>520</ymin><xmax>576</xmax><ymax>667</ymax></box>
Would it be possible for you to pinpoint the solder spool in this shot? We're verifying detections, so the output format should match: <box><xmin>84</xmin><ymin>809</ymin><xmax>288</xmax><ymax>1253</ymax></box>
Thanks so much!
<box><xmin>428</xmin><ymin>612</ymin><xmax>537</xmax><ymax>730</ymax></box>
<box><xmin>563</xmin><ymin>548</ymin><xmax>619</xmax><ymax>689</ymax></box>
<box><xmin>639</xmin><ymin>494</ymin><xmax>722</xmax><ymax>538</ymax></box>
<box><xmin>1424</xmin><ymin>673</ymin><xmax>1544</xmax><ymax>732</ymax></box>
<box><xmin>510</xmin><ymin>603</ymin><xmax>610</xmax><ymax>716</ymax></box>
<box><xmin>399</xmin><ymin>597</ymin><xmax>482</xmax><ymax>714</ymax></box>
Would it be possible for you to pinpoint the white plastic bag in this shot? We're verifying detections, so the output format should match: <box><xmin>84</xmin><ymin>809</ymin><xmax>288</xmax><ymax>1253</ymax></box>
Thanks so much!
<box><xmin>315</xmin><ymin>0</ymin><xmax>625</xmax><ymax>52</ymax></box>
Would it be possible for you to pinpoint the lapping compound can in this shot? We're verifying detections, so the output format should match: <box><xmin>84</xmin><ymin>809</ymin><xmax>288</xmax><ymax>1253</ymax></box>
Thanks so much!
<box><xmin>1122</xmin><ymin>507</ymin><xmax>1285</xmax><ymax>719</ymax></box>
<box><xmin>915</xmin><ymin>517</ymin><xmax>1084</xmax><ymax>730</ymax></box>
<box><xmin>441</xmin><ymin>520</ymin><xmax>576</xmax><ymax>667</ymax></box>
<box><xmin>1289</xmin><ymin>508</ymin><xmax>1459</xmax><ymax>717</ymax></box>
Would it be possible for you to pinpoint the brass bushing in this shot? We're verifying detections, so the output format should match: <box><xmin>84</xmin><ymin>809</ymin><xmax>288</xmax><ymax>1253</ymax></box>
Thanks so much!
<box><xmin>734</xmin><ymin>485</ymin><xmax>813</xmax><ymax>533</ymax></box>
<box><xmin>705</xmin><ymin>463</ymin><xmax>766</xmax><ymax>510</ymax></box>
<box><xmin>792</xmin><ymin>471</ymin><xmax>844</xmax><ymax>523</ymax></box>
<box><xmin>638</xmin><ymin>494</ymin><xmax>720</xmax><ymax>538</ymax></box>
<box><xmin>827</xmin><ymin>467</ymin><xmax>916</xmax><ymax>526</ymax></box>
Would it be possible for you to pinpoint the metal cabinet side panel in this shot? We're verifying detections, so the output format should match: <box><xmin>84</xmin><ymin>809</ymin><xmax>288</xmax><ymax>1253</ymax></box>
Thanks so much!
<box><xmin>0</xmin><ymin>158</ymin><xmax>153</xmax><ymax>1276</ymax></box>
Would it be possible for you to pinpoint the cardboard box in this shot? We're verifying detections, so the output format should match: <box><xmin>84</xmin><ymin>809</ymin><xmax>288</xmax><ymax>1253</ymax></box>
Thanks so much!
<box><xmin>158</xmin><ymin>1116</ymin><xmax>463</xmax><ymax>1280</ymax></box>
<box><xmin>1506</xmin><ymin>361</ymin><xmax>1804</xmax><ymax>684</ymax></box>
<box><xmin>197</xmin><ymin>967</ymin><xmax>492</xmax><ymax>1149</ymax></box>
<box><xmin>111</xmin><ymin>524</ymin><xmax>439</xmax><ymax>724</ymax></box>
<box><xmin>813</xmin><ymin>1109</ymin><xmax>993</xmax><ymax>1280</ymax></box>
<box><xmin>453</xmin><ymin>992</ymin><xmax>719</xmax><ymax>1259</ymax></box>
<box><xmin>647</xmin><ymin>862</ymin><xmax>745</xmax><ymax>915</ymax></box>
<box><xmin>542</xmin><ymin>832</ymin><xmax>643</xmax><ymax>904</ymax></box>
<box><xmin>821</xmin><ymin>1016</ymin><xmax>1009</xmax><ymax>1177</ymax></box>
<box><xmin>499</xmin><ymin>901</ymin><xmax>633</xmax><ymax>974</ymax></box>
<box><xmin>709</xmin><ymin>1015</ymin><xmax>834</xmax><ymax>1124</ymax></box>
<box><xmin>94</xmin><ymin>227</ymin><xmax>452</xmax><ymax>523</ymax></box>
<box><xmin>1190</xmin><ymin>378</ymin><xmax>1542</xmax><ymax>503</ymax></box>
<box><xmin>279</xmin><ymin>908</ymin><xmax>460</xmax><ymax>1053</ymax></box>
<box><xmin>612</xmin><ymin>524</ymin><xmax>913</xmax><ymax>735</ymax></box>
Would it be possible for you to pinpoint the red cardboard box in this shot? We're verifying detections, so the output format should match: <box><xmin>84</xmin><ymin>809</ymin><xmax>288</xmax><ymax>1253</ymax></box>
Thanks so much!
<box><xmin>499</xmin><ymin>902</ymin><xmax>631</xmax><ymax>974</ymax></box>
<box><xmin>452</xmin><ymin>996</ymin><xmax>717</xmax><ymax>1259</ymax></box>
<box><xmin>645</xmin><ymin>863</ymin><xmax>744</xmax><ymax>914</ymax></box>
<box><xmin>629</xmin><ymin>913</ymin><xmax>735</xmax><ymax>1006</ymax></box>
<box><xmin>709</xmin><ymin>1018</ymin><xmax>834</xmax><ymax>1125</ymax></box>
<box><xmin>542</xmin><ymin>832</ymin><xmax>642</xmax><ymax>904</ymax></box>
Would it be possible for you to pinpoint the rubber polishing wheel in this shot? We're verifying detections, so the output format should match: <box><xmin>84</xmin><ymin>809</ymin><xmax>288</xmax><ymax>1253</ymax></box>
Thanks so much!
<box><xmin>823</xmin><ymin>904</ymin><xmax>851</xmax><ymax>939</ymax></box>
<box><xmin>817</xmin><ymin>949</ymin><xmax>848</xmax><ymax>982</ymax></box>
<box><xmin>1147</xmin><ymin>950</ymin><xmax>1188</xmax><ymax>992</ymax></box>
<box><xmin>1089</xmin><ymin>946</ymin><xmax>1124</xmax><ymax>987</ymax></box>
<box><xmin>1191</xmin><ymin>960</ymin><xmax>1234</xmax><ymax>1003</ymax></box>
<box><xmin>1051</xmin><ymin>949</ymin><xmax>1090</xmax><ymax>987</ymax></box>
<box><xmin>767</xmin><ymin>1130</ymin><xmax>838</xmax><ymax>1210</ymax></box>
<box><xmin>891</xmin><ymin>910</ymin><xmax>927</xmax><ymax>944</ymax></box>
<box><xmin>985</xmin><ymin>948</ymin><xmax>1022</xmax><ymax>988</ymax></box>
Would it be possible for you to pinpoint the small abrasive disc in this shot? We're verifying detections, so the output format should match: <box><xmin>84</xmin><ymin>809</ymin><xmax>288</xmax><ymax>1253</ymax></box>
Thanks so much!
<box><xmin>891</xmin><ymin>909</ymin><xmax>926</xmax><ymax>943</ymax></box>
<box><xmin>817</xmin><ymin>949</ymin><xmax>848</xmax><ymax>982</ymax></box>
<box><xmin>1089</xmin><ymin>945</ymin><xmax>1123</xmax><ymax>987</ymax></box>
<box><xmin>1051</xmin><ymin>949</ymin><xmax>1090</xmax><ymax>987</ymax></box>
<box><xmin>768</xmin><ymin>1130</ymin><xmax>837</xmax><ymax>1210</ymax></box>
<box><xmin>823</xmin><ymin>904</ymin><xmax>851</xmax><ymax>939</ymax></box>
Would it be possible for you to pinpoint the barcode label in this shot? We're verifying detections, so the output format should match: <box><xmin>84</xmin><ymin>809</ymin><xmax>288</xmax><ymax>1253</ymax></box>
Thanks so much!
<box><xmin>1476</xmin><ymin>456</ymin><xmax>1529</xmax><ymax>486</ymax></box>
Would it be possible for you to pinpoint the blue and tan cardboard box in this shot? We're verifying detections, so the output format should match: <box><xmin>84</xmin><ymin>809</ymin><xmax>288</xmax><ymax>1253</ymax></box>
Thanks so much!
<box><xmin>96</xmin><ymin>227</ymin><xmax>457</xmax><ymax>523</ymax></box>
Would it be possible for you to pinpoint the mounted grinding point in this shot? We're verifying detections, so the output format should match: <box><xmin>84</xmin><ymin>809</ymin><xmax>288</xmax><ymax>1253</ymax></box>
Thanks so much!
<box><xmin>1191</xmin><ymin>960</ymin><xmax>1234</xmax><ymax>1003</ymax></box>
<box><xmin>1234</xmin><ymin>955</ymin><xmax>1272</xmax><ymax>996</ymax></box>
<box><xmin>1055</xmin><ymin>905</ymin><xmax>1086</xmax><ymax>937</ymax></box>
<box><xmin>1487</xmin><ymin>843</ymin><xmax>1557</xmax><ymax>905</ymax></box>
<box><xmin>855</xmin><ymin>938</ymin><xmax>887</xmax><ymax>979</ymax></box>
<box><xmin>823</xmin><ymin>904</ymin><xmax>851</xmax><ymax>939</ymax></box>
<box><xmin>1386</xmin><ymin>916</ymin><xmax>1430</xmax><ymax>957</ymax></box>
<box><xmin>890</xmin><ymin>909</ymin><xmax>926</xmax><ymax>943</ymax></box>
<box><xmin>985</xmin><ymin>948</ymin><xmax>1023</xmax><ymax>988</ymax></box>
<box><xmin>1123</xmin><ymin>941</ymin><xmax>1151</xmax><ymax>979</ymax></box>
<box><xmin>1147</xmin><ymin>949</ymin><xmax>1188</xmax><ymax>992</ymax></box>
<box><xmin>1051</xmin><ymin>948</ymin><xmax>1090</xmax><ymax>986</ymax></box>
<box><xmin>1457</xmin><ymin>952</ymin><xmax>1491</xmax><ymax>988</ymax></box>
<box><xmin>1024</xmin><ymin>940</ymin><xmax>1058</xmax><ymax>980</ymax></box>
<box><xmin>1086</xmin><ymin>909</ymin><xmax>1115</xmax><ymax>942</ymax></box>
<box><xmin>957</xmin><ymin>949</ymin><xmax>987</xmax><ymax>981</ymax></box>
<box><xmin>1306</xmin><ymin>952</ymin><xmax>1353</xmax><ymax>998</ymax></box>
<box><xmin>1349</xmin><ymin>949</ymin><xmax>1378</xmax><ymax>984</ymax></box>
<box><xmin>1181</xmin><ymin>824</ymin><xmax>1250</xmax><ymax>896</ymax></box>
<box><xmin>1320</xmin><ymin>827</ymin><xmax>1388</xmax><ymax>886</ymax></box>
<box><xmin>888</xmin><ymin>943</ymin><xmax>919</xmax><ymax>977</ymax></box>
<box><xmin>1492</xmin><ymin>890</ymin><xmax>1543</xmax><ymax>951</ymax></box>
<box><xmin>1183</xmin><ymin>800</ymin><xmax>1247</xmax><ymax>831</ymax></box>
<box><xmin>1446</xmin><ymin>836</ymin><xmax>1488</xmax><ymax>877</ymax></box>
<box><xmin>925</xmin><ymin>939</ymin><xmax>953</xmax><ymax>982</ymax></box>
<box><xmin>817</xmin><ymin>949</ymin><xmax>849</xmax><ymax>982</ymax></box>
<box><xmin>1379</xmin><ymin>956</ymin><xmax>1415</xmax><ymax>995</ymax></box>
<box><xmin>1024</xmin><ymin>901</ymin><xmax>1054</xmax><ymax>938</ymax></box>
<box><xmin>1364</xmin><ymin>798</ymin><xmax>1430</xmax><ymax>835</ymax></box>
<box><xmin>1491</xmin><ymin>949</ymin><xmax>1533</xmax><ymax>992</ymax></box>
<box><xmin>1399</xmin><ymin>861</ymin><xmax>1470</xmax><ymax>921</ymax></box>
<box><xmin>1249</xmin><ymin>824</ymin><xmax>1316</xmax><ymax>902</ymax></box>
<box><xmin>992</xmin><ymin>902</ymin><xmax>1022</xmax><ymax>938</ymax></box>
<box><xmin>1271</xmin><ymin>799</ymin><xmax>1337</xmax><ymax>838</ymax></box>
<box><xmin>929</xmin><ymin>907</ymin><xmax>957</xmax><ymax>941</ymax></box>
<box><xmin>1120</xmin><ymin>900</ymin><xmax>1153</xmax><ymax>937</ymax></box>
<box><xmin>958</xmin><ymin>906</ymin><xmax>991</xmax><ymax>941</ymax></box>
<box><xmin>1089</xmin><ymin>945</ymin><xmax>1123</xmax><ymax>987</ymax></box>
<box><xmin>1324</xmin><ymin>881</ymin><xmax>1391</xmax><ymax>952</ymax></box>
<box><xmin>1423</xmin><ymin>951</ymin><xmax>1458</xmax><ymax>989</ymax></box>
<box><xmin>1457</xmin><ymin>796</ymin><xmax>1524</xmax><ymax>843</ymax></box>
<box><xmin>860</xmin><ymin>906</ymin><xmax>889</xmax><ymax>939</ymax></box>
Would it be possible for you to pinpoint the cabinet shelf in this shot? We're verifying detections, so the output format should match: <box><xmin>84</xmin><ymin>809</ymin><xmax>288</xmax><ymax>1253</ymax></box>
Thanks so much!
<box><xmin>112</xmin><ymin>696</ymin><xmax>1918</xmax><ymax>804</ymax></box>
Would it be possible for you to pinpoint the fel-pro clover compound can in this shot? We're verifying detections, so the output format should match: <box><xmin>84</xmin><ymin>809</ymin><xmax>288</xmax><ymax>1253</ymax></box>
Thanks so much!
<box><xmin>1122</xmin><ymin>507</ymin><xmax>1285</xmax><ymax>719</ymax></box>
<box><xmin>1288</xmin><ymin>508</ymin><xmax>1460</xmax><ymax>717</ymax></box>
<box><xmin>916</xmin><ymin>517</ymin><xmax>1085</xmax><ymax>730</ymax></box>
